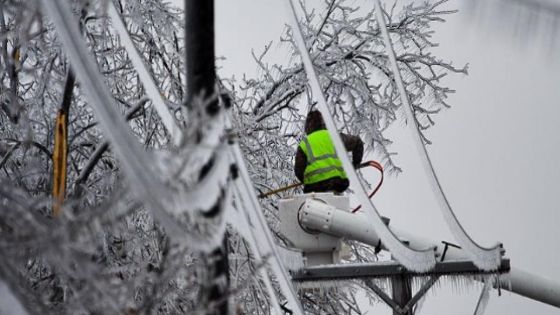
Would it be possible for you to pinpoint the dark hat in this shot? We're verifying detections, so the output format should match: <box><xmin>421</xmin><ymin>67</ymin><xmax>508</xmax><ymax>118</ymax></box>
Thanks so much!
<box><xmin>305</xmin><ymin>110</ymin><xmax>326</xmax><ymax>134</ymax></box>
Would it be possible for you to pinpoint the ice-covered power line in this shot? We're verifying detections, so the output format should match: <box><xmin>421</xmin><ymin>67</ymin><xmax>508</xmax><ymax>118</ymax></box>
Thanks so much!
<box><xmin>373</xmin><ymin>0</ymin><xmax>503</xmax><ymax>271</ymax></box>
<box><xmin>107</xmin><ymin>2</ymin><xmax>182</xmax><ymax>144</ymax></box>
<box><xmin>229</xmin><ymin>141</ymin><xmax>304</xmax><ymax>314</ymax></box>
<box><xmin>38</xmin><ymin>0</ymin><xmax>185</xmax><ymax>239</ymax></box>
<box><xmin>284</xmin><ymin>0</ymin><xmax>438</xmax><ymax>272</ymax></box>
<box><xmin>39</xmin><ymin>0</ymin><xmax>228</xmax><ymax>251</ymax></box>
<box><xmin>16</xmin><ymin>0</ymin><xmax>559</xmax><ymax>313</ymax></box>
<box><xmin>103</xmin><ymin>5</ymin><xmax>303</xmax><ymax>310</ymax></box>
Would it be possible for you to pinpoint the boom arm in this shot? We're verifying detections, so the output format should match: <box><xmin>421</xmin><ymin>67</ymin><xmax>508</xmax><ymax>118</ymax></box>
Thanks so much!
<box><xmin>299</xmin><ymin>199</ymin><xmax>560</xmax><ymax>309</ymax></box>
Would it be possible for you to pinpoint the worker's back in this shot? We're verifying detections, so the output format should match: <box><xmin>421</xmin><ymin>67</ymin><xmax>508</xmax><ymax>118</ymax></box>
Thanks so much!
<box><xmin>294</xmin><ymin>110</ymin><xmax>363</xmax><ymax>193</ymax></box>
<box><xmin>298</xmin><ymin>129</ymin><xmax>348</xmax><ymax>192</ymax></box>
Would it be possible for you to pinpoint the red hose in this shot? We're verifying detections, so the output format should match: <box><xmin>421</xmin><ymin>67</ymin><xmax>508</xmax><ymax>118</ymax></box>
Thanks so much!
<box><xmin>351</xmin><ymin>160</ymin><xmax>384</xmax><ymax>213</ymax></box>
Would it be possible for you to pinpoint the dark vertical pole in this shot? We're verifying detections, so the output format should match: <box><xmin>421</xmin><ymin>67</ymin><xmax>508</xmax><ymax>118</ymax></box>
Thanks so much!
<box><xmin>207</xmin><ymin>233</ymin><xmax>229</xmax><ymax>314</ymax></box>
<box><xmin>185</xmin><ymin>1</ymin><xmax>228</xmax><ymax>314</ymax></box>
<box><xmin>392</xmin><ymin>251</ymin><xmax>413</xmax><ymax>315</ymax></box>
<box><xmin>391</xmin><ymin>274</ymin><xmax>413</xmax><ymax>315</ymax></box>
<box><xmin>185</xmin><ymin>0</ymin><xmax>218</xmax><ymax>114</ymax></box>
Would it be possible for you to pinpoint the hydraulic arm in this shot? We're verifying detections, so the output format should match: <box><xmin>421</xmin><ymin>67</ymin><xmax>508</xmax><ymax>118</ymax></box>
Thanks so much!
<box><xmin>287</xmin><ymin>196</ymin><xmax>560</xmax><ymax>309</ymax></box>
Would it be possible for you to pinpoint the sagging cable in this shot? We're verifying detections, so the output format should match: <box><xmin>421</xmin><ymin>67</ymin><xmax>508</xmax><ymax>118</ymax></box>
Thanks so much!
<box><xmin>107</xmin><ymin>2</ymin><xmax>182</xmax><ymax>145</ymax></box>
<box><xmin>229</xmin><ymin>186</ymin><xmax>287</xmax><ymax>315</ymax></box>
<box><xmin>373</xmin><ymin>0</ymin><xmax>502</xmax><ymax>271</ymax></box>
<box><xmin>229</xmin><ymin>143</ymin><xmax>304</xmax><ymax>314</ymax></box>
<box><xmin>284</xmin><ymin>0</ymin><xmax>436</xmax><ymax>272</ymax></box>
<box><xmin>40</xmin><ymin>0</ymin><xmax>186</xmax><ymax>240</ymax></box>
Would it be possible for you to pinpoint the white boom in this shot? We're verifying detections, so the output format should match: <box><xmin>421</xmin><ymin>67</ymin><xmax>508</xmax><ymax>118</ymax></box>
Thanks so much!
<box><xmin>299</xmin><ymin>198</ymin><xmax>560</xmax><ymax>309</ymax></box>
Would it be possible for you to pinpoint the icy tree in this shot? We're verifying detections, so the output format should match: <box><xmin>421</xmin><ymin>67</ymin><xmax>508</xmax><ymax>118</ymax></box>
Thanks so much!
<box><xmin>0</xmin><ymin>0</ymin><xmax>467</xmax><ymax>314</ymax></box>
<box><xmin>226</xmin><ymin>0</ymin><xmax>467</xmax><ymax>313</ymax></box>
<box><xmin>0</xmin><ymin>1</ymin><xmax>195</xmax><ymax>314</ymax></box>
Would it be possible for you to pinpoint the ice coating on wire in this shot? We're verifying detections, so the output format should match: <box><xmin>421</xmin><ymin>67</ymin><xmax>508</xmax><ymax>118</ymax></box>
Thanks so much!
<box><xmin>41</xmin><ymin>0</ymin><xmax>233</xmax><ymax>253</ymax></box>
<box><xmin>106</xmin><ymin>2</ymin><xmax>182</xmax><ymax>145</ymax></box>
<box><xmin>230</xmin><ymin>144</ymin><xmax>304</xmax><ymax>314</ymax></box>
<box><xmin>232</xmin><ymin>188</ymin><xmax>289</xmax><ymax>315</ymax></box>
<box><xmin>227</xmin><ymin>189</ymin><xmax>285</xmax><ymax>315</ymax></box>
<box><xmin>373</xmin><ymin>0</ymin><xmax>502</xmax><ymax>271</ymax></box>
<box><xmin>39</xmin><ymin>0</ymin><xmax>186</xmax><ymax>240</ymax></box>
<box><xmin>284</xmin><ymin>0</ymin><xmax>436</xmax><ymax>272</ymax></box>
<box><xmin>228</xmin><ymin>180</ymin><xmax>304</xmax><ymax>270</ymax></box>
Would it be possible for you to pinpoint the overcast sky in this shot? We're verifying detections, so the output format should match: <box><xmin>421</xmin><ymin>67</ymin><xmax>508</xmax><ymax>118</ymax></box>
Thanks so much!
<box><xmin>207</xmin><ymin>0</ymin><xmax>560</xmax><ymax>314</ymax></box>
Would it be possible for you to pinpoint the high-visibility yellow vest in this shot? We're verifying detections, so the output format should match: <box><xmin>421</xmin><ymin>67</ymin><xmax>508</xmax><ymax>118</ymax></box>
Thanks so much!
<box><xmin>298</xmin><ymin>130</ymin><xmax>347</xmax><ymax>185</ymax></box>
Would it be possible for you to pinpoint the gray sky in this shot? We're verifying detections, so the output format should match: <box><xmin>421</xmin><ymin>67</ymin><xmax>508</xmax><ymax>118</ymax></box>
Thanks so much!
<box><xmin>209</xmin><ymin>0</ymin><xmax>560</xmax><ymax>313</ymax></box>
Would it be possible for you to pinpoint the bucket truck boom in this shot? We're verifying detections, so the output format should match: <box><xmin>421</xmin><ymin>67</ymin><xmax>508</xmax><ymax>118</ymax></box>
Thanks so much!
<box><xmin>280</xmin><ymin>194</ymin><xmax>560</xmax><ymax>310</ymax></box>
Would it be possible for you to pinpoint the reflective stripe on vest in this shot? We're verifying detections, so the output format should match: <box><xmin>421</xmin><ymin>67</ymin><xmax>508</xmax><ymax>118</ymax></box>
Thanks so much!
<box><xmin>298</xmin><ymin>130</ymin><xmax>347</xmax><ymax>185</ymax></box>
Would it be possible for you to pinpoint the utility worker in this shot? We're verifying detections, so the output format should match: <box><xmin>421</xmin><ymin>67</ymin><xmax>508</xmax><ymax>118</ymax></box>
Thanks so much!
<box><xmin>295</xmin><ymin>110</ymin><xmax>364</xmax><ymax>193</ymax></box>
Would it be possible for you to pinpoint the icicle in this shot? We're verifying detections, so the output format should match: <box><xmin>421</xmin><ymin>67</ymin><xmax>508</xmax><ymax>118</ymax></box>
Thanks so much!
<box><xmin>294</xmin><ymin>279</ymin><xmax>351</xmax><ymax>292</ymax></box>
<box><xmin>369</xmin><ymin>277</ymin><xmax>392</xmax><ymax>293</ymax></box>
<box><xmin>106</xmin><ymin>2</ymin><xmax>182</xmax><ymax>145</ymax></box>
<box><xmin>444</xmin><ymin>275</ymin><xmax>476</xmax><ymax>295</ymax></box>
<box><xmin>413</xmin><ymin>292</ymin><xmax>426</xmax><ymax>314</ymax></box>
<box><xmin>372</xmin><ymin>0</ymin><xmax>502</xmax><ymax>271</ymax></box>
<box><xmin>283</xmin><ymin>0</ymin><xmax>436</xmax><ymax>272</ymax></box>
<box><xmin>498</xmin><ymin>273</ymin><xmax>513</xmax><ymax>292</ymax></box>
<box><xmin>410</xmin><ymin>275</ymin><xmax>437</xmax><ymax>293</ymax></box>
<box><xmin>275</xmin><ymin>246</ymin><xmax>305</xmax><ymax>271</ymax></box>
